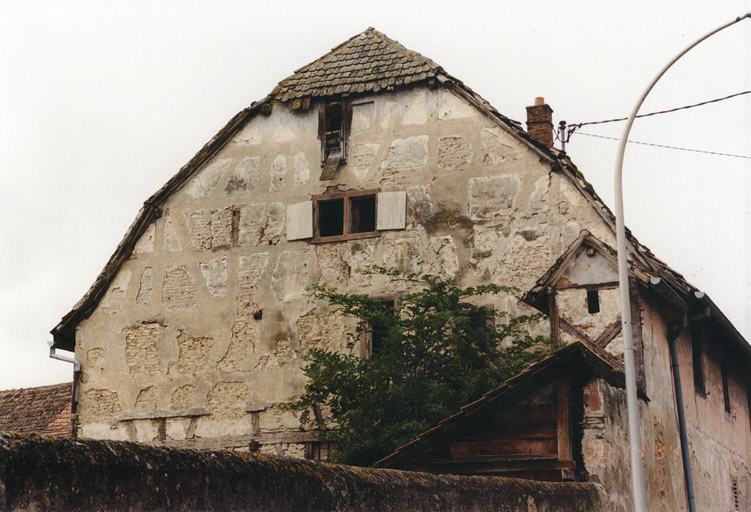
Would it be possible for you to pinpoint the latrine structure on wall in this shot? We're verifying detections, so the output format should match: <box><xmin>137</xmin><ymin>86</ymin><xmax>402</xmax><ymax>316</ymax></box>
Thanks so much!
<box><xmin>50</xmin><ymin>27</ymin><xmax>750</xmax><ymax>511</ymax></box>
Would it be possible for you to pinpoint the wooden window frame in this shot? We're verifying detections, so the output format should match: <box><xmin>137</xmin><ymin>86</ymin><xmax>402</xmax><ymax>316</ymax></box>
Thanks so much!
<box><xmin>312</xmin><ymin>189</ymin><xmax>379</xmax><ymax>243</ymax></box>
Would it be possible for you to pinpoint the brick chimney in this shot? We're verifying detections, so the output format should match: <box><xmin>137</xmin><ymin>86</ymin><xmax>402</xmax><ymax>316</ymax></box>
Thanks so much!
<box><xmin>526</xmin><ymin>97</ymin><xmax>554</xmax><ymax>147</ymax></box>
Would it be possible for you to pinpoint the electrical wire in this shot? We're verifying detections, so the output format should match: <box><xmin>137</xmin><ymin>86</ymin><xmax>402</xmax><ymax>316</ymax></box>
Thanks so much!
<box><xmin>574</xmin><ymin>90</ymin><xmax>751</xmax><ymax>128</ymax></box>
<box><xmin>575</xmin><ymin>131</ymin><xmax>751</xmax><ymax>159</ymax></box>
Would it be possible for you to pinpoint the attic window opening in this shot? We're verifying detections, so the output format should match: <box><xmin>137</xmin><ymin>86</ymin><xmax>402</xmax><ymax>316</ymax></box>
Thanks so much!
<box><xmin>313</xmin><ymin>190</ymin><xmax>378</xmax><ymax>242</ymax></box>
<box><xmin>586</xmin><ymin>290</ymin><xmax>600</xmax><ymax>314</ymax></box>
<box><xmin>320</xmin><ymin>100</ymin><xmax>350</xmax><ymax>163</ymax></box>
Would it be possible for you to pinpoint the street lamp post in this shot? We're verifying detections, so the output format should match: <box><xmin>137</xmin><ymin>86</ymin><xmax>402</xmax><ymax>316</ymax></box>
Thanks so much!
<box><xmin>615</xmin><ymin>12</ymin><xmax>750</xmax><ymax>512</ymax></box>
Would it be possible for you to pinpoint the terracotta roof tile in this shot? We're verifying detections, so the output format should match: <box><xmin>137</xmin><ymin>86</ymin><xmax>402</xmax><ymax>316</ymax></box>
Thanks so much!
<box><xmin>270</xmin><ymin>27</ymin><xmax>442</xmax><ymax>100</ymax></box>
<box><xmin>0</xmin><ymin>382</ymin><xmax>72</xmax><ymax>437</ymax></box>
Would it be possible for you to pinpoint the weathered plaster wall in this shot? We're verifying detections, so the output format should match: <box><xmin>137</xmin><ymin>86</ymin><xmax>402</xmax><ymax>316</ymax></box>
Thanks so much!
<box><xmin>0</xmin><ymin>432</ymin><xmax>609</xmax><ymax>512</ymax></box>
<box><xmin>74</xmin><ymin>85</ymin><xmax>616</xmax><ymax>453</ymax></box>
<box><xmin>582</xmin><ymin>293</ymin><xmax>751</xmax><ymax>512</ymax></box>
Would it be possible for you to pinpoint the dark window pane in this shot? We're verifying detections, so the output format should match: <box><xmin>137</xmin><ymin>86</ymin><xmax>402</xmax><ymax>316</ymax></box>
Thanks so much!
<box><xmin>325</xmin><ymin>103</ymin><xmax>343</xmax><ymax>154</ymax></box>
<box><xmin>587</xmin><ymin>290</ymin><xmax>600</xmax><ymax>314</ymax></box>
<box><xmin>319</xmin><ymin>198</ymin><xmax>344</xmax><ymax>237</ymax></box>
<box><xmin>350</xmin><ymin>195</ymin><xmax>376</xmax><ymax>233</ymax></box>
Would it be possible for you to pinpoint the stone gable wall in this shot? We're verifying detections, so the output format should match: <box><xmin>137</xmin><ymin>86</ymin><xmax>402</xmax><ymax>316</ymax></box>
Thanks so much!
<box><xmin>74</xmin><ymin>85</ymin><xmax>614</xmax><ymax>451</ymax></box>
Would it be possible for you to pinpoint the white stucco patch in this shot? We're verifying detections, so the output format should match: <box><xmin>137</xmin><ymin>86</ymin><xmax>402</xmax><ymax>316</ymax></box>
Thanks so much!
<box><xmin>133</xmin><ymin>222</ymin><xmax>155</xmax><ymax>254</ymax></box>
<box><xmin>100</xmin><ymin>269</ymin><xmax>132</xmax><ymax>314</ymax></box>
<box><xmin>351</xmin><ymin>101</ymin><xmax>375</xmax><ymax>135</ymax></box>
<box><xmin>163</xmin><ymin>214</ymin><xmax>181</xmax><ymax>252</ymax></box>
<box><xmin>292</xmin><ymin>152</ymin><xmax>310</xmax><ymax>186</ymax></box>
<box><xmin>402</xmin><ymin>89</ymin><xmax>428</xmax><ymax>125</ymax></box>
<box><xmin>199</xmin><ymin>256</ymin><xmax>228</xmax><ymax>297</ymax></box>
<box><xmin>439</xmin><ymin>91</ymin><xmax>477</xmax><ymax>120</ymax></box>
<box><xmin>186</xmin><ymin>158</ymin><xmax>233</xmax><ymax>198</ymax></box>
<box><xmin>269</xmin><ymin>155</ymin><xmax>287</xmax><ymax>192</ymax></box>
<box><xmin>226</xmin><ymin>157</ymin><xmax>260</xmax><ymax>194</ymax></box>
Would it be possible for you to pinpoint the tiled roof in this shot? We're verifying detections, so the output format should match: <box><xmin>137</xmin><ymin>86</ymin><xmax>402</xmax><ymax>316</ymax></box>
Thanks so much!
<box><xmin>0</xmin><ymin>382</ymin><xmax>72</xmax><ymax>437</ymax></box>
<box><xmin>271</xmin><ymin>27</ymin><xmax>442</xmax><ymax>101</ymax></box>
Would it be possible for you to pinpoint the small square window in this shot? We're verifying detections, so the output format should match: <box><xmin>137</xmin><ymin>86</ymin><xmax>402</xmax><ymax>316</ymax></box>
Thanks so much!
<box><xmin>313</xmin><ymin>190</ymin><xmax>378</xmax><ymax>242</ymax></box>
<box><xmin>306</xmin><ymin>442</ymin><xmax>335</xmax><ymax>462</ymax></box>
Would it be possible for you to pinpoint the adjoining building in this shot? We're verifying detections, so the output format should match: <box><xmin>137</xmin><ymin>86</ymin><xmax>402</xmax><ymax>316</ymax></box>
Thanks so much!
<box><xmin>0</xmin><ymin>382</ymin><xmax>72</xmax><ymax>437</ymax></box>
<box><xmin>50</xmin><ymin>28</ymin><xmax>750</xmax><ymax>511</ymax></box>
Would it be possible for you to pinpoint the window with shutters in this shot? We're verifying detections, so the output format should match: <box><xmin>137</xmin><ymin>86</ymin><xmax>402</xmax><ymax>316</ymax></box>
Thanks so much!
<box><xmin>313</xmin><ymin>190</ymin><xmax>378</xmax><ymax>242</ymax></box>
<box><xmin>286</xmin><ymin>190</ymin><xmax>406</xmax><ymax>242</ymax></box>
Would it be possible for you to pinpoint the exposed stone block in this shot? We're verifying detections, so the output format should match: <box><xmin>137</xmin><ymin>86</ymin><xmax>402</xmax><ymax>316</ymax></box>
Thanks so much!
<box><xmin>481</xmin><ymin>127</ymin><xmax>515</xmax><ymax>166</ymax></box>
<box><xmin>210</xmin><ymin>207</ymin><xmax>235</xmax><ymax>249</ymax></box>
<box><xmin>172</xmin><ymin>331</ymin><xmax>214</xmax><ymax>374</ymax></box>
<box><xmin>186</xmin><ymin>210</ymin><xmax>212</xmax><ymax>250</ymax></box>
<box><xmin>80</xmin><ymin>389</ymin><xmax>121</xmax><ymax>421</ymax></box>
<box><xmin>100</xmin><ymin>270</ymin><xmax>131</xmax><ymax>314</ymax></box>
<box><xmin>186</xmin><ymin>158</ymin><xmax>232</xmax><ymax>198</ymax></box>
<box><xmin>162</xmin><ymin>266</ymin><xmax>198</xmax><ymax>310</ymax></box>
<box><xmin>237</xmin><ymin>253</ymin><xmax>269</xmax><ymax>317</ymax></box>
<box><xmin>134</xmin><ymin>418</ymin><xmax>161</xmax><ymax>442</ymax></box>
<box><xmin>292</xmin><ymin>152</ymin><xmax>310</xmax><ymax>186</ymax></box>
<box><xmin>135</xmin><ymin>386</ymin><xmax>157</xmax><ymax>412</ymax></box>
<box><xmin>225</xmin><ymin>156</ymin><xmax>260</xmax><ymax>194</ymax></box>
<box><xmin>429</xmin><ymin>236</ymin><xmax>459</xmax><ymax>278</ymax></box>
<box><xmin>350</xmin><ymin>143</ymin><xmax>379</xmax><ymax>180</ymax></box>
<box><xmin>239</xmin><ymin>204</ymin><xmax>266</xmax><ymax>246</ymax></box>
<box><xmin>218</xmin><ymin>319</ymin><xmax>256</xmax><ymax>372</ymax></box>
<box><xmin>135</xmin><ymin>266</ymin><xmax>153</xmax><ymax>306</ymax></box>
<box><xmin>207</xmin><ymin>382</ymin><xmax>249</xmax><ymax>420</ymax></box>
<box><xmin>199</xmin><ymin>256</ymin><xmax>228</xmax><ymax>297</ymax></box>
<box><xmin>269</xmin><ymin>154</ymin><xmax>286</xmax><ymax>192</ymax></box>
<box><xmin>297</xmin><ymin>311</ymin><xmax>350</xmax><ymax>354</ymax></box>
<box><xmin>123</xmin><ymin>322</ymin><xmax>165</xmax><ymax>375</ymax></box>
<box><xmin>271</xmin><ymin>250</ymin><xmax>311</xmax><ymax>301</ymax></box>
<box><xmin>261</xmin><ymin>203</ymin><xmax>284</xmax><ymax>244</ymax></box>
<box><xmin>274</xmin><ymin>338</ymin><xmax>297</xmax><ymax>365</ymax></box>
<box><xmin>163</xmin><ymin>214</ymin><xmax>182</xmax><ymax>252</ymax></box>
<box><xmin>133</xmin><ymin>222</ymin><xmax>155</xmax><ymax>254</ymax></box>
<box><xmin>258</xmin><ymin>406</ymin><xmax>300</xmax><ymax>433</ymax></box>
<box><xmin>170</xmin><ymin>385</ymin><xmax>196</xmax><ymax>411</ymax></box>
<box><xmin>437</xmin><ymin>136</ymin><xmax>473</xmax><ymax>170</ymax></box>
<box><xmin>407</xmin><ymin>185</ymin><xmax>433</xmax><ymax>224</ymax></box>
<box><xmin>469</xmin><ymin>175</ymin><xmax>521</xmax><ymax>221</ymax></box>
<box><xmin>87</xmin><ymin>348</ymin><xmax>104</xmax><ymax>367</ymax></box>
<box><xmin>379</xmin><ymin>135</ymin><xmax>429</xmax><ymax>186</ymax></box>
<box><xmin>166</xmin><ymin>417</ymin><xmax>191</xmax><ymax>441</ymax></box>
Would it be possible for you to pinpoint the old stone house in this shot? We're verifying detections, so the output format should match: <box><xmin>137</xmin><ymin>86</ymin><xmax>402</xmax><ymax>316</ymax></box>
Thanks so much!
<box><xmin>49</xmin><ymin>28</ymin><xmax>749</xmax><ymax>510</ymax></box>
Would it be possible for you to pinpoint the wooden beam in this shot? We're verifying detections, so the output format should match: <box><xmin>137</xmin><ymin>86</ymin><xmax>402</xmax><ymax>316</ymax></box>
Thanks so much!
<box><xmin>556</xmin><ymin>380</ymin><xmax>572</xmax><ymax>462</ymax></box>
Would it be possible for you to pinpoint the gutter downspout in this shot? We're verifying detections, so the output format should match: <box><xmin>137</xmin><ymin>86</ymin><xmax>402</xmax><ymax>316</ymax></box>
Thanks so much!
<box><xmin>48</xmin><ymin>342</ymin><xmax>81</xmax><ymax>438</ymax></box>
<box><xmin>653</xmin><ymin>278</ymin><xmax>708</xmax><ymax>512</ymax></box>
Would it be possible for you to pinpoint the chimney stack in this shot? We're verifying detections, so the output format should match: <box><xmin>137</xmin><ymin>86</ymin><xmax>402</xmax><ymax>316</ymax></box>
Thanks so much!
<box><xmin>526</xmin><ymin>97</ymin><xmax>554</xmax><ymax>147</ymax></box>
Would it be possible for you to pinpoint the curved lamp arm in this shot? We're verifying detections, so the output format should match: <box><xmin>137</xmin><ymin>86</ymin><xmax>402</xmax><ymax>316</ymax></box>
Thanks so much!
<box><xmin>615</xmin><ymin>12</ymin><xmax>750</xmax><ymax>512</ymax></box>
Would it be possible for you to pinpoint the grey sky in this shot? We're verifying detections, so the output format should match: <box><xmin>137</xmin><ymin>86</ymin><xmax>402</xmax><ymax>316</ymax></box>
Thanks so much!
<box><xmin>1</xmin><ymin>0</ymin><xmax>749</xmax><ymax>389</ymax></box>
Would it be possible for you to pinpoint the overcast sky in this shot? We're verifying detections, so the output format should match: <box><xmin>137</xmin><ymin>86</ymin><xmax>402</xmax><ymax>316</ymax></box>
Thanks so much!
<box><xmin>1</xmin><ymin>1</ymin><xmax>749</xmax><ymax>389</ymax></box>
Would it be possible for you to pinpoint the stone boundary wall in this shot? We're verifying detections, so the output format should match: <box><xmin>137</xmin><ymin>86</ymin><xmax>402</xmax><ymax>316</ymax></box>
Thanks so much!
<box><xmin>0</xmin><ymin>432</ymin><xmax>606</xmax><ymax>511</ymax></box>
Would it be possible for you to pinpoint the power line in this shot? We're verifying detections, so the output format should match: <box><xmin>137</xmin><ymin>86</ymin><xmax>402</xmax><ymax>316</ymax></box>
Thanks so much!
<box><xmin>573</xmin><ymin>90</ymin><xmax>751</xmax><ymax>128</ymax></box>
<box><xmin>576</xmin><ymin>131</ymin><xmax>751</xmax><ymax>159</ymax></box>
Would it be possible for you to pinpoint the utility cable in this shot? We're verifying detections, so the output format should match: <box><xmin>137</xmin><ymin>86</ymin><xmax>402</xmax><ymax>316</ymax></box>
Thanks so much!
<box><xmin>576</xmin><ymin>131</ymin><xmax>751</xmax><ymax>159</ymax></box>
<box><xmin>575</xmin><ymin>90</ymin><xmax>751</xmax><ymax>128</ymax></box>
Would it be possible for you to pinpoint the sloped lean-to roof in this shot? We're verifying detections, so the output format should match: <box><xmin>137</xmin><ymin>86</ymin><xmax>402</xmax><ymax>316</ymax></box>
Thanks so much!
<box><xmin>375</xmin><ymin>341</ymin><xmax>628</xmax><ymax>469</ymax></box>
<box><xmin>50</xmin><ymin>27</ymin><xmax>749</xmax><ymax>362</ymax></box>
<box><xmin>0</xmin><ymin>382</ymin><xmax>72</xmax><ymax>437</ymax></box>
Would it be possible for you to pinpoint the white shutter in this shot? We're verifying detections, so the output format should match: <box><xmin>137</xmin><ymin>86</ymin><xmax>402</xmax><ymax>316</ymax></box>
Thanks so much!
<box><xmin>377</xmin><ymin>191</ymin><xmax>406</xmax><ymax>231</ymax></box>
<box><xmin>286</xmin><ymin>201</ymin><xmax>313</xmax><ymax>240</ymax></box>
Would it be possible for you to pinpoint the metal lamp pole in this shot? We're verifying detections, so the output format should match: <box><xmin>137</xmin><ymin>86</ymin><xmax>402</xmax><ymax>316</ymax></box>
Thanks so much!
<box><xmin>615</xmin><ymin>13</ymin><xmax>750</xmax><ymax>512</ymax></box>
